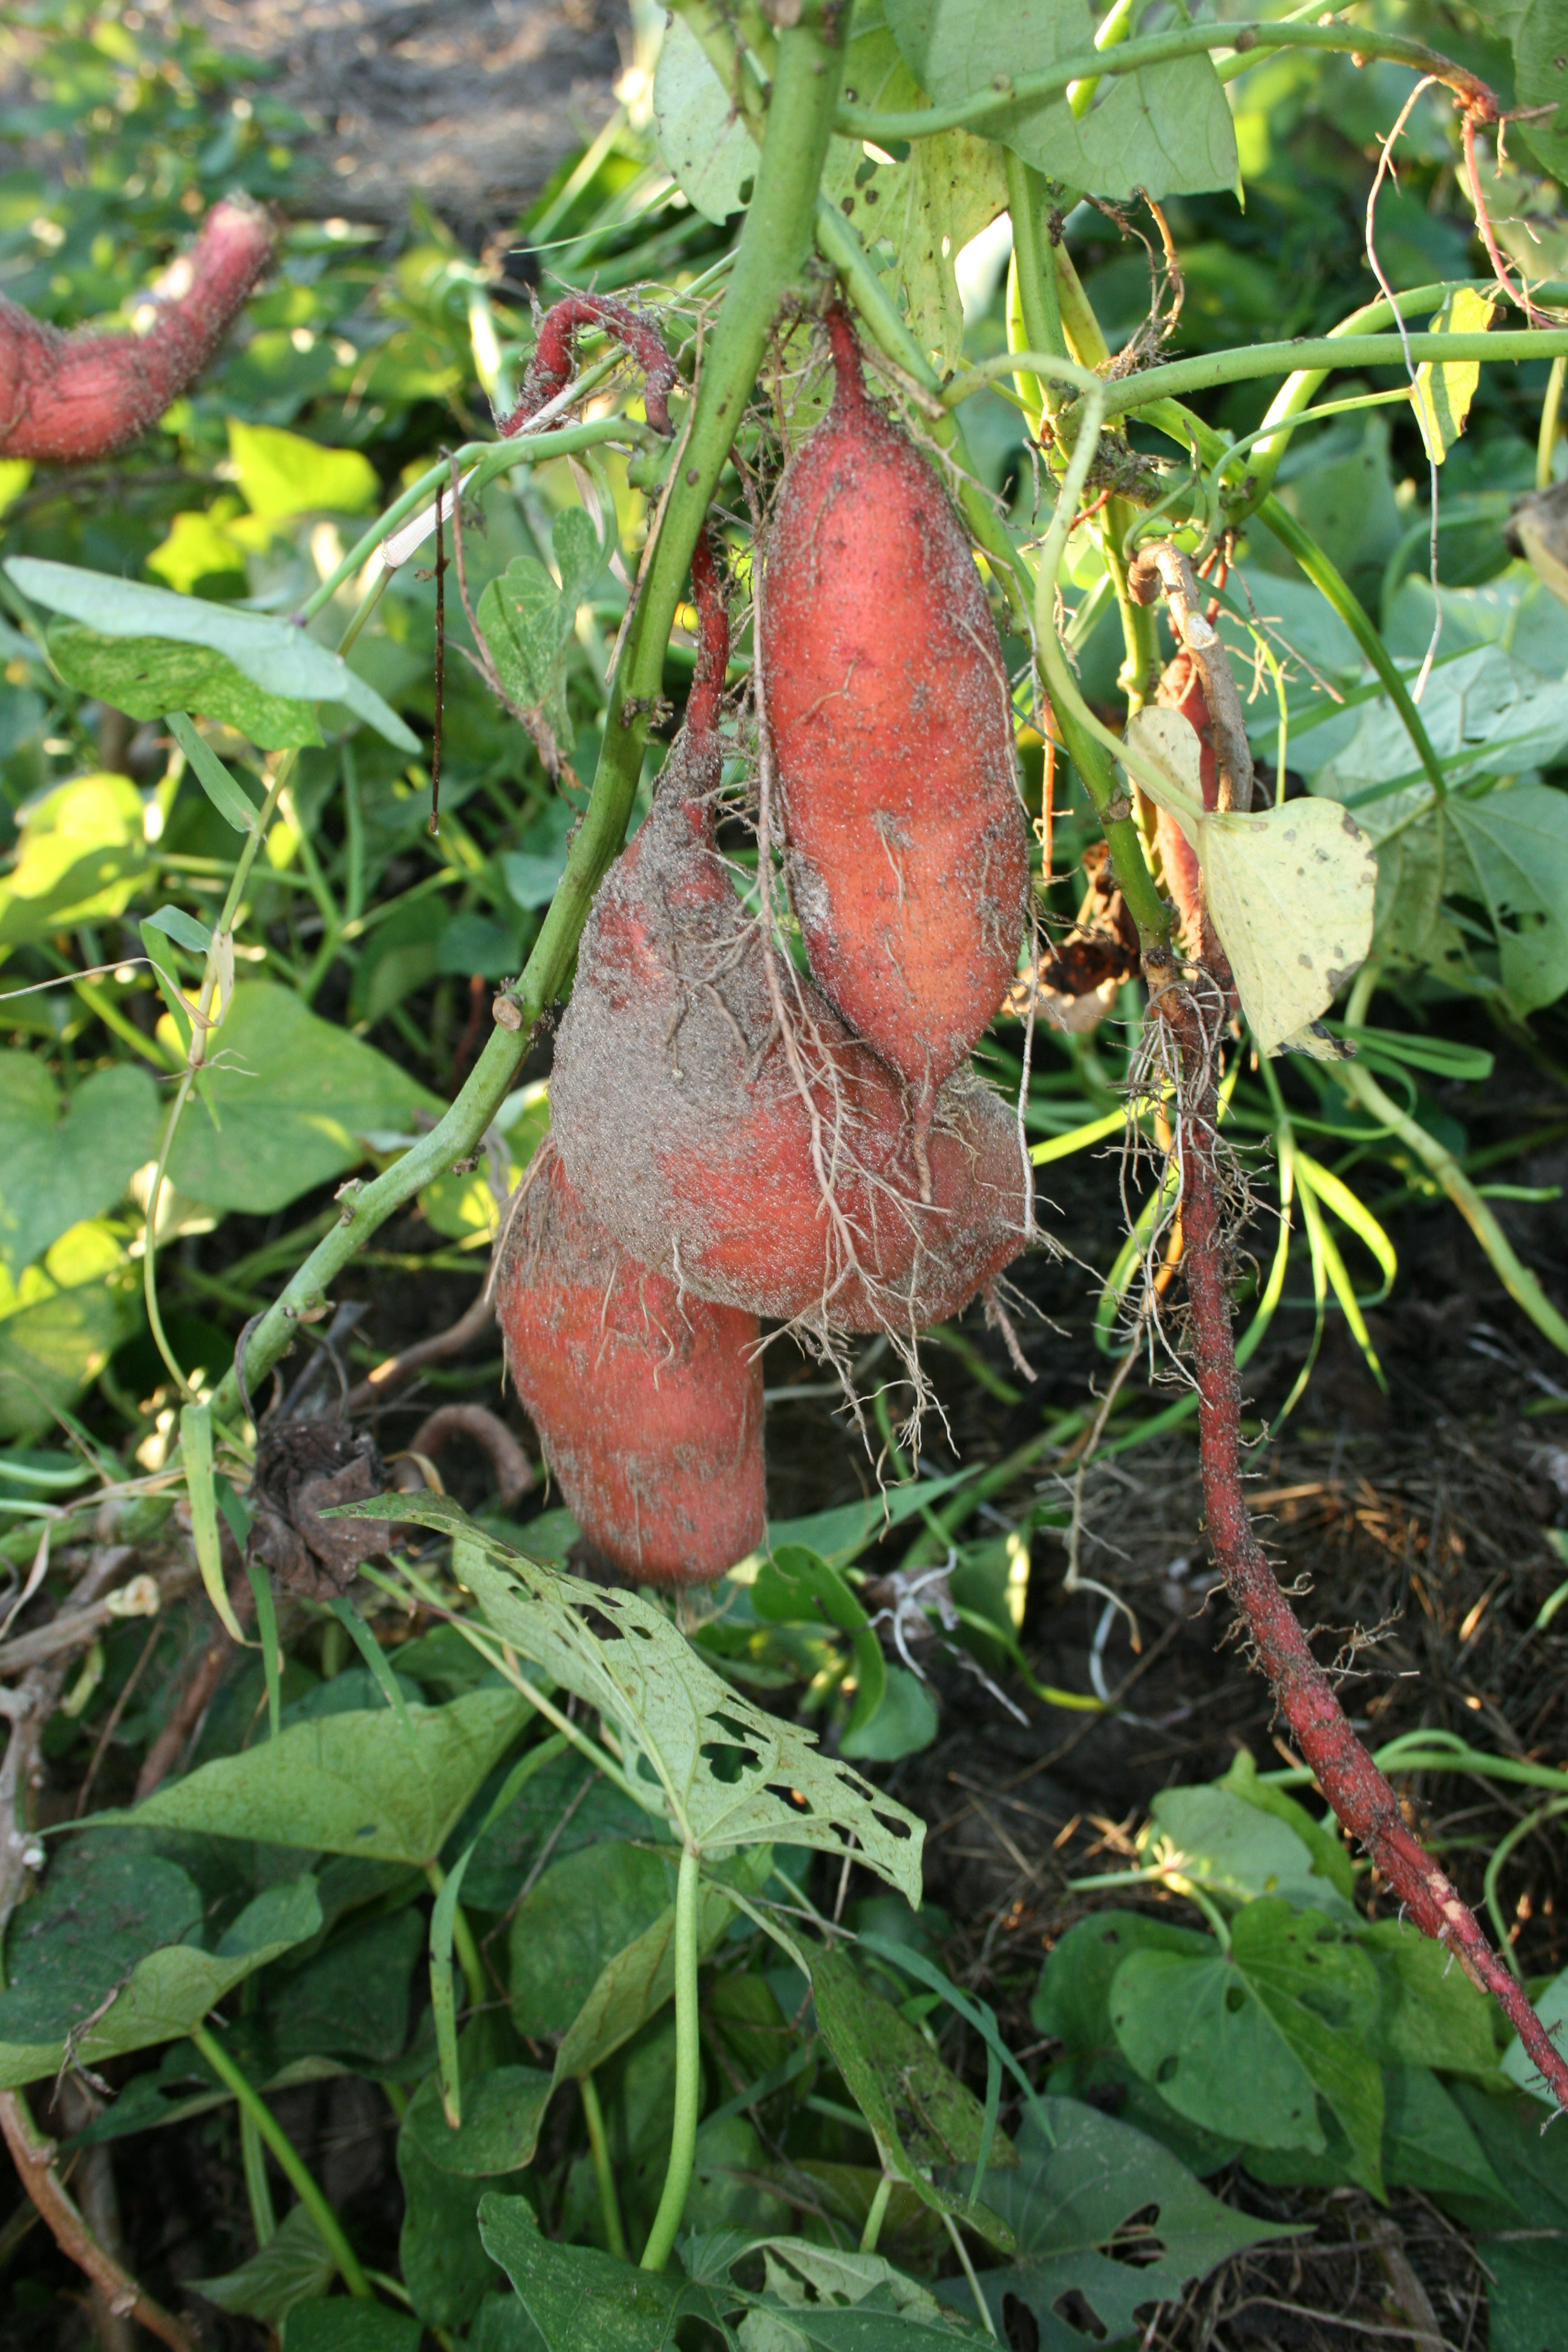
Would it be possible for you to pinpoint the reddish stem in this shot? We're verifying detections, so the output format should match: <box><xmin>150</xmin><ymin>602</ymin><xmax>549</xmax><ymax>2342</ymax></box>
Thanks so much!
<box><xmin>1160</xmin><ymin>963</ymin><xmax>1568</xmax><ymax>2110</ymax></box>
<box><xmin>0</xmin><ymin>199</ymin><xmax>275</xmax><ymax>462</ymax></box>
<box><xmin>824</xmin><ymin>298</ymin><xmax>870</xmax><ymax>416</ymax></box>
<box><xmin>499</xmin><ymin>294</ymin><xmax>678</xmax><ymax>438</ymax></box>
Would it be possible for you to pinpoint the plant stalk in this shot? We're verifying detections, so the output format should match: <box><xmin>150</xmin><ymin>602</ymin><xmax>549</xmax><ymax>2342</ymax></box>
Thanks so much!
<box><xmin>581</xmin><ymin>2073</ymin><xmax>629</xmax><ymax>2261</ymax></box>
<box><xmin>639</xmin><ymin>1844</ymin><xmax>704</xmax><ymax>2272</ymax></box>
<box><xmin>190</xmin><ymin>2026</ymin><xmax>374</xmax><ymax>2297</ymax></box>
<box><xmin>209</xmin><ymin>0</ymin><xmax>848</xmax><ymax>1429</ymax></box>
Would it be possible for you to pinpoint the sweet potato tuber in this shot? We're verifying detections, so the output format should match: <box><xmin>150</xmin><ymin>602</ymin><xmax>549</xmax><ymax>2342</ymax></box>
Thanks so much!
<box><xmin>549</xmin><ymin>537</ymin><xmax>1027</xmax><ymax>1335</ymax></box>
<box><xmin>0</xmin><ymin>198</ymin><xmax>275</xmax><ymax>463</ymax></box>
<box><xmin>760</xmin><ymin>305</ymin><xmax>1030</xmax><ymax>1132</ymax></box>
<box><xmin>494</xmin><ymin>1138</ymin><xmax>765</xmax><ymax>1586</ymax></box>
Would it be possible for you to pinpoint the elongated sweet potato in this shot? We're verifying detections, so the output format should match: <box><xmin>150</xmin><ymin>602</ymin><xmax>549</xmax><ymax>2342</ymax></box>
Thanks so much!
<box><xmin>1152</xmin><ymin>649</ymin><xmax>1215</xmax><ymax>950</ymax></box>
<box><xmin>549</xmin><ymin>537</ymin><xmax>1027</xmax><ymax>1335</ymax></box>
<box><xmin>760</xmin><ymin>305</ymin><xmax>1031</xmax><ymax>1131</ymax></box>
<box><xmin>0</xmin><ymin>198</ymin><xmax>275</xmax><ymax>463</ymax></box>
<box><xmin>494</xmin><ymin>1138</ymin><xmax>765</xmax><ymax>1586</ymax></box>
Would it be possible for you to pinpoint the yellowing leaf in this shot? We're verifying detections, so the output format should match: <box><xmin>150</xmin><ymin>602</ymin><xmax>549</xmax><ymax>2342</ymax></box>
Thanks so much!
<box><xmin>1200</xmin><ymin>800</ymin><xmax>1377</xmax><ymax>1056</ymax></box>
<box><xmin>1120</xmin><ymin>711</ymin><xmax>1376</xmax><ymax>1055</ymax></box>
<box><xmin>1412</xmin><ymin>289</ymin><xmax>1498</xmax><ymax>466</ymax></box>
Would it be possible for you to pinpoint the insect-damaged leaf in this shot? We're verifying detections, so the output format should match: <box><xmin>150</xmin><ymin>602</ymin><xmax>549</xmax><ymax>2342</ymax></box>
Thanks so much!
<box><xmin>343</xmin><ymin>1493</ymin><xmax>925</xmax><ymax>1900</ymax></box>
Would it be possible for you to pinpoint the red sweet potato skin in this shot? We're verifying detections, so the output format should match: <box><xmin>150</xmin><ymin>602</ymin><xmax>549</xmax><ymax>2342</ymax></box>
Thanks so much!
<box><xmin>495</xmin><ymin>1141</ymin><xmax>765</xmax><ymax>1587</ymax></box>
<box><xmin>548</xmin><ymin>716</ymin><xmax>1026</xmax><ymax>1334</ymax></box>
<box><xmin>0</xmin><ymin>199</ymin><xmax>274</xmax><ymax>463</ymax></box>
<box><xmin>760</xmin><ymin>308</ymin><xmax>1030</xmax><ymax>1126</ymax></box>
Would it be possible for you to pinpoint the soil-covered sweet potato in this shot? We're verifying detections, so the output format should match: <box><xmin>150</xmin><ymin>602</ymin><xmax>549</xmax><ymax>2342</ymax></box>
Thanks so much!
<box><xmin>494</xmin><ymin>1139</ymin><xmax>764</xmax><ymax>1587</ymax></box>
<box><xmin>549</xmin><ymin>537</ymin><xmax>1027</xmax><ymax>1336</ymax></box>
<box><xmin>760</xmin><ymin>305</ymin><xmax>1030</xmax><ymax>1131</ymax></box>
<box><xmin>0</xmin><ymin>199</ymin><xmax>275</xmax><ymax>463</ymax></box>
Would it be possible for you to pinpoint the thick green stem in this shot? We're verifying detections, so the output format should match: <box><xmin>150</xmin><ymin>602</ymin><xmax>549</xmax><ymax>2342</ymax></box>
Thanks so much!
<box><xmin>1540</xmin><ymin>354</ymin><xmax>1566</xmax><ymax>490</ymax></box>
<box><xmin>191</xmin><ymin>2026</ymin><xmax>373</xmax><ymax>2297</ymax></box>
<box><xmin>210</xmin><ymin>1</ymin><xmax>847</xmax><ymax>1428</ymax></box>
<box><xmin>639</xmin><ymin>1844</ymin><xmax>703</xmax><ymax>2272</ymax></box>
<box><xmin>1003</xmin><ymin>151</ymin><xmax>1067</xmax><ymax>428</ymax></box>
<box><xmin>581</xmin><ymin>2074</ymin><xmax>629</xmax><ymax>2261</ymax></box>
<box><xmin>836</xmin><ymin>20</ymin><xmax>1497</xmax><ymax>142</ymax></box>
<box><xmin>1102</xmin><ymin>328</ymin><xmax>1568</xmax><ymax>423</ymax></box>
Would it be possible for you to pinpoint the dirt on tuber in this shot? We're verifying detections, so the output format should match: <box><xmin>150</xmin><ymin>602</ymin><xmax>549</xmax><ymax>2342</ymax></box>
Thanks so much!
<box><xmin>0</xmin><ymin>198</ymin><xmax>275</xmax><ymax>463</ymax></box>
<box><xmin>494</xmin><ymin>1138</ymin><xmax>765</xmax><ymax>1587</ymax></box>
<box><xmin>760</xmin><ymin>304</ymin><xmax>1031</xmax><ymax>1134</ymax></box>
<box><xmin>549</xmin><ymin>535</ymin><xmax>1028</xmax><ymax>1339</ymax></box>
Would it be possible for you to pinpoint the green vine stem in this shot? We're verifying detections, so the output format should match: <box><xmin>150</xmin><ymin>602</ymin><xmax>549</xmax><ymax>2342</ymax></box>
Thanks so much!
<box><xmin>639</xmin><ymin>1843</ymin><xmax>703</xmax><ymax>2273</ymax></box>
<box><xmin>209</xmin><ymin>0</ymin><xmax>849</xmax><ymax>1429</ymax></box>
<box><xmin>581</xmin><ymin>2073</ymin><xmax>629</xmax><ymax>2261</ymax></box>
<box><xmin>1540</xmin><ymin>354</ymin><xmax>1567</xmax><ymax>489</ymax></box>
<box><xmin>1483</xmin><ymin>1797</ymin><xmax>1568</xmax><ymax>1981</ymax></box>
<box><xmin>1339</xmin><ymin>970</ymin><xmax>1568</xmax><ymax>1358</ymax></box>
<box><xmin>1102</xmin><ymin>327</ymin><xmax>1568</xmax><ymax>425</ymax></box>
<box><xmin>190</xmin><ymin>2024</ymin><xmax>374</xmax><ymax>2297</ymax></box>
<box><xmin>858</xmin><ymin>2171</ymin><xmax>894</xmax><ymax>2255</ymax></box>
<box><xmin>1002</xmin><ymin>149</ymin><xmax>1067</xmax><ymax>430</ymax></box>
<box><xmin>835</xmin><ymin>19</ymin><xmax>1498</xmax><ymax>142</ymax></box>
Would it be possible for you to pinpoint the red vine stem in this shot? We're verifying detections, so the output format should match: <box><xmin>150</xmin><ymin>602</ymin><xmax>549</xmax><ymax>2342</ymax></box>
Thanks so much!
<box><xmin>500</xmin><ymin>293</ymin><xmax>678</xmax><ymax>438</ymax></box>
<box><xmin>1154</xmin><ymin>952</ymin><xmax>1568</xmax><ymax>2111</ymax></box>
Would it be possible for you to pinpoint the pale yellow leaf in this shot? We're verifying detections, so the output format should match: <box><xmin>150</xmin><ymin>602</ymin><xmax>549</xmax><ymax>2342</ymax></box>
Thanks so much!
<box><xmin>1199</xmin><ymin>800</ymin><xmax>1377</xmax><ymax>1055</ymax></box>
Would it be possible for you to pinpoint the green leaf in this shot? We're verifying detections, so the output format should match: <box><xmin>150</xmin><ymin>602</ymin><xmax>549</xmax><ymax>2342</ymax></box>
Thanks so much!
<box><xmin>652</xmin><ymin>11</ymin><xmax>756</xmax><ymax>224</ymax></box>
<box><xmin>166</xmin><ymin>712</ymin><xmax>263</xmax><ymax>834</ymax></box>
<box><xmin>950</xmin><ymin>2099</ymin><xmax>1296</xmax><ymax>2342</ymax></box>
<box><xmin>477</xmin><ymin>2195</ymin><xmax>718</xmax><ymax>2351</ymax></box>
<box><xmin>404</xmin><ymin>2063</ymin><xmax>553</xmax><ymax>2177</ymax></box>
<box><xmin>810</xmin><ymin>1943</ymin><xmax>1017</xmax><ymax>2249</ymax></box>
<box><xmin>120</xmin><ymin>1687</ymin><xmax>530</xmax><ymax>1867</ymax></box>
<box><xmin>397</xmin><ymin>2131</ymin><xmax>512</xmax><ymax>2330</ymax></box>
<box><xmin>1447</xmin><ymin>783</ymin><xmax>1568</xmax><ymax>1012</ymax></box>
<box><xmin>6</xmin><ymin>558</ymin><xmax>418</xmax><ymax>751</ymax></box>
<box><xmin>189</xmin><ymin>2200</ymin><xmax>335</xmax><ymax>2323</ymax></box>
<box><xmin>1501</xmin><ymin>1964</ymin><xmax>1568</xmax><ymax>2103</ymax></box>
<box><xmin>1111</xmin><ymin>1901</ymin><xmax>1385</xmax><ymax>2190</ymax></box>
<box><xmin>1147</xmin><ymin>1783</ymin><xmax>1354</xmax><ymax>1917</ymax></box>
<box><xmin>475</xmin><ymin>510</ymin><xmax>605</xmax><ymax>750</ymax></box>
<box><xmin>756</xmin><ymin>1472</ymin><xmax>969</xmax><ymax>1570</ymax></box>
<box><xmin>690</xmin><ymin>2233</ymin><xmax>979</xmax><ymax>2347</ymax></box>
<box><xmin>287</xmin><ymin>2302</ymin><xmax>425</xmax><ymax>2352</ymax></box>
<box><xmin>251</xmin><ymin>1909</ymin><xmax>426</xmax><ymax>2071</ymax></box>
<box><xmin>751</xmin><ymin>1546</ymin><xmax>886</xmax><ymax>1737</ymax></box>
<box><xmin>0</xmin><ymin>1250</ymin><xmax>140</xmax><ymax>1442</ymax></box>
<box><xmin>227</xmin><ymin>420</ymin><xmax>379</xmax><ymax>521</ymax></box>
<box><xmin>49</xmin><ymin>624</ymin><xmax>326</xmax><ymax>751</ymax></box>
<box><xmin>362</xmin><ymin>1494</ymin><xmax>926</xmax><ymax>1900</ymax></box>
<box><xmin>549</xmin><ymin>1853</ymin><xmax>766</xmax><ymax>2085</ymax></box>
<box><xmin>1031</xmin><ymin>1909</ymin><xmax>1215</xmax><ymax>2050</ymax></box>
<box><xmin>0</xmin><ymin>771</ymin><xmax>150</xmax><ymax>947</ymax></box>
<box><xmin>1230</xmin><ymin>1902</ymin><xmax>1384</xmax><ymax>2197</ymax></box>
<box><xmin>508</xmin><ymin>1841</ymin><xmax>676</xmax><ymax>2040</ymax></box>
<box><xmin>145</xmin><ymin>902</ymin><xmax>213</xmax><ymax>956</ymax></box>
<box><xmin>838</xmin><ymin>1665</ymin><xmax>939</xmax><ymax>1762</ymax></box>
<box><xmin>1443</xmin><ymin>2079</ymin><xmax>1568</xmax><ymax>2352</ymax></box>
<box><xmin>1412</xmin><ymin>289</ymin><xmax>1498</xmax><ymax>465</ymax></box>
<box><xmin>822</xmin><ymin>6</ymin><xmax>1008</xmax><ymax>371</ymax></box>
<box><xmin>164</xmin><ymin>982</ymin><xmax>442</xmax><ymax>1213</ymax></box>
<box><xmin>0</xmin><ymin>1843</ymin><xmax>321</xmax><ymax>2091</ymax></box>
<box><xmin>883</xmin><ymin>0</ymin><xmax>1239</xmax><ymax>201</ymax></box>
<box><xmin>0</xmin><ymin>1055</ymin><xmax>158</xmax><ymax>1279</ymax></box>
<box><xmin>1357</xmin><ymin>1918</ymin><xmax>1500</xmax><ymax>2077</ymax></box>
<box><xmin>463</xmin><ymin>1746</ymin><xmax>653</xmax><ymax>1910</ymax></box>
<box><xmin>1218</xmin><ymin>1751</ymin><xmax>1356</xmax><ymax>1903</ymax></box>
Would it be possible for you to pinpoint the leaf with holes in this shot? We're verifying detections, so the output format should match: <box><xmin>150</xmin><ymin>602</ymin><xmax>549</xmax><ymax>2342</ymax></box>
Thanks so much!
<box><xmin>810</xmin><ymin>1944</ymin><xmax>1016</xmax><ymax>2248</ymax></box>
<box><xmin>343</xmin><ymin>1494</ymin><xmax>924</xmax><ymax>1898</ymax></box>
<box><xmin>948</xmin><ymin>2099</ymin><xmax>1297</xmax><ymax>2341</ymax></box>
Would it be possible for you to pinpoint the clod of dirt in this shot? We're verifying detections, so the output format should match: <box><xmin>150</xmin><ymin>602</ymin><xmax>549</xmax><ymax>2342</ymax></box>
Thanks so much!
<box><xmin>246</xmin><ymin>1419</ymin><xmax>393</xmax><ymax>1598</ymax></box>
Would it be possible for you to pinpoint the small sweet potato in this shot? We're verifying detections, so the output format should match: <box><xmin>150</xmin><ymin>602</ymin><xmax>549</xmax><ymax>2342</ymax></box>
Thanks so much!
<box><xmin>760</xmin><ymin>305</ymin><xmax>1030</xmax><ymax>1131</ymax></box>
<box><xmin>0</xmin><ymin>198</ymin><xmax>274</xmax><ymax>463</ymax></box>
<box><xmin>494</xmin><ymin>1139</ymin><xmax>765</xmax><ymax>1587</ymax></box>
